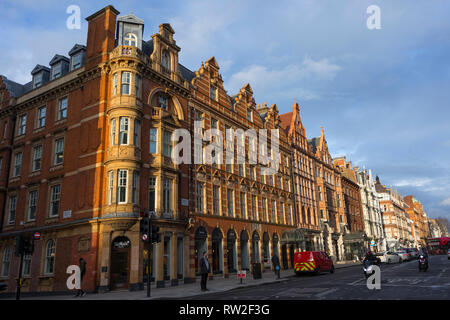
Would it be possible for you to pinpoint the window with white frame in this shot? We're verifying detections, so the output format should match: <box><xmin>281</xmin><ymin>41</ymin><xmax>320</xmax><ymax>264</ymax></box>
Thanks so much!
<box><xmin>271</xmin><ymin>200</ymin><xmax>277</xmax><ymax>223</ymax></box>
<box><xmin>58</xmin><ymin>97</ymin><xmax>68</xmax><ymax>120</ymax></box>
<box><xmin>18</xmin><ymin>114</ymin><xmax>26</xmax><ymax>135</ymax></box>
<box><xmin>33</xmin><ymin>72</ymin><xmax>43</xmax><ymax>88</ymax></box>
<box><xmin>44</xmin><ymin>240</ymin><xmax>55</xmax><ymax>274</ymax></box>
<box><xmin>149</xmin><ymin>177</ymin><xmax>156</xmax><ymax>212</ymax></box>
<box><xmin>163</xmin><ymin>131</ymin><xmax>172</xmax><ymax>157</ymax></box>
<box><xmin>158</xmin><ymin>95</ymin><xmax>168</xmax><ymax>110</ymax></box>
<box><xmin>1</xmin><ymin>247</ymin><xmax>11</xmax><ymax>277</ymax></box>
<box><xmin>22</xmin><ymin>253</ymin><xmax>32</xmax><ymax>277</ymax></box>
<box><xmin>134</xmin><ymin>119</ymin><xmax>140</xmax><ymax>147</ymax></box>
<box><xmin>213</xmin><ymin>185</ymin><xmax>220</xmax><ymax>215</ymax></box>
<box><xmin>110</xmin><ymin>118</ymin><xmax>116</xmax><ymax>146</ymax></box>
<box><xmin>124</xmin><ymin>33</ymin><xmax>137</xmax><ymax>47</ymax></box>
<box><xmin>132</xmin><ymin>171</ymin><xmax>139</xmax><ymax>204</ymax></box>
<box><xmin>251</xmin><ymin>195</ymin><xmax>257</xmax><ymax>220</ymax></box>
<box><xmin>196</xmin><ymin>182</ymin><xmax>203</xmax><ymax>213</ymax></box>
<box><xmin>8</xmin><ymin>195</ymin><xmax>17</xmax><ymax>225</ymax></box>
<box><xmin>149</xmin><ymin>128</ymin><xmax>157</xmax><ymax>154</ymax></box>
<box><xmin>28</xmin><ymin>190</ymin><xmax>38</xmax><ymax>221</ymax></box>
<box><xmin>227</xmin><ymin>189</ymin><xmax>234</xmax><ymax>217</ymax></box>
<box><xmin>52</xmin><ymin>63</ymin><xmax>62</xmax><ymax>80</ymax></box>
<box><xmin>117</xmin><ymin>170</ymin><xmax>127</xmax><ymax>204</ymax></box>
<box><xmin>262</xmin><ymin>197</ymin><xmax>267</xmax><ymax>222</ymax></box>
<box><xmin>113</xmin><ymin>73</ymin><xmax>118</xmax><ymax>95</ymax></box>
<box><xmin>72</xmin><ymin>53</ymin><xmax>83</xmax><ymax>70</ymax></box>
<box><xmin>13</xmin><ymin>152</ymin><xmax>22</xmax><ymax>177</ymax></box>
<box><xmin>54</xmin><ymin>138</ymin><xmax>64</xmax><ymax>165</ymax></box>
<box><xmin>121</xmin><ymin>72</ymin><xmax>131</xmax><ymax>95</ymax></box>
<box><xmin>240</xmin><ymin>192</ymin><xmax>247</xmax><ymax>219</ymax></box>
<box><xmin>37</xmin><ymin>106</ymin><xmax>46</xmax><ymax>128</ymax></box>
<box><xmin>163</xmin><ymin>178</ymin><xmax>172</xmax><ymax>214</ymax></box>
<box><xmin>210</xmin><ymin>84</ymin><xmax>217</xmax><ymax>101</ymax></box>
<box><xmin>108</xmin><ymin>171</ymin><xmax>114</xmax><ymax>205</ymax></box>
<box><xmin>119</xmin><ymin>117</ymin><xmax>129</xmax><ymax>145</ymax></box>
<box><xmin>161</xmin><ymin>50</ymin><xmax>170</xmax><ymax>71</ymax></box>
<box><xmin>49</xmin><ymin>185</ymin><xmax>61</xmax><ymax>217</ymax></box>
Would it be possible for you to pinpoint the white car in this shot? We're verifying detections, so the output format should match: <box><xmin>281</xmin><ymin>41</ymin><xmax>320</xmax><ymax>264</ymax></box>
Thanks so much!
<box><xmin>396</xmin><ymin>250</ymin><xmax>409</xmax><ymax>262</ymax></box>
<box><xmin>376</xmin><ymin>251</ymin><xmax>401</xmax><ymax>264</ymax></box>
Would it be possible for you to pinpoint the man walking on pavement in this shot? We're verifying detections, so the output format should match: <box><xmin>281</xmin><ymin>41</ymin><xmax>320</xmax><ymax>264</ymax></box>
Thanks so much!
<box><xmin>75</xmin><ymin>258</ymin><xmax>86</xmax><ymax>297</ymax></box>
<box><xmin>199</xmin><ymin>251</ymin><xmax>210</xmax><ymax>291</ymax></box>
<box><xmin>271</xmin><ymin>254</ymin><xmax>281</xmax><ymax>279</ymax></box>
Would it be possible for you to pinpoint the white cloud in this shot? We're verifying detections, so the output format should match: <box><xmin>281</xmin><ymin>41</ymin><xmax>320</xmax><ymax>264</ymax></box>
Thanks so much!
<box><xmin>393</xmin><ymin>178</ymin><xmax>433</xmax><ymax>188</ymax></box>
<box><xmin>441</xmin><ymin>197</ymin><xmax>450</xmax><ymax>206</ymax></box>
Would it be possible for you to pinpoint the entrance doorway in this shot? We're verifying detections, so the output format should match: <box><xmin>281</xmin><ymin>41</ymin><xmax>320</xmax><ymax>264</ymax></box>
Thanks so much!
<box><xmin>252</xmin><ymin>231</ymin><xmax>261</xmax><ymax>263</ymax></box>
<box><xmin>281</xmin><ymin>244</ymin><xmax>288</xmax><ymax>269</ymax></box>
<box><xmin>262</xmin><ymin>232</ymin><xmax>270</xmax><ymax>267</ymax></box>
<box><xmin>212</xmin><ymin>228</ymin><xmax>223</xmax><ymax>274</ymax></box>
<box><xmin>289</xmin><ymin>244</ymin><xmax>295</xmax><ymax>268</ymax></box>
<box><xmin>110</xmin><ymin>236</ymin><xmax>131</xmax><ymax>290</ymax></box>
<box><xmin>227</xmin><ymin>229</ymin><xmax>237</xmax><ymax>273</ymax></box>
<box><xmin>194</xmin><ymin>226</ymin><xmax>208</xmax><ymax>275</ymax></box>
<box><xmin>240</xmin><ymin>230</ymin><xmax>250</xmax><ymax>270</ymax></box>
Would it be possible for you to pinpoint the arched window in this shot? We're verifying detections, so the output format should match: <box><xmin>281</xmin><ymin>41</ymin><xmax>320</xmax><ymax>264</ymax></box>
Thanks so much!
<box><xmin>124</xmin><ymin>33</ymin><xmax>137</xmax><ymax>47</ymax></box>
<box><xmin>44</xmin><ymin>240</ymin><xmax>56</xmax><ymax>274</ymax></box>
<box><xmin>158</xmin><ymin>95</ymin><xmax>169</xmax><ymax>110</ymax></box>
<box><xmin>1</xmin><ymin>246</ymin><xmax>11</xmax><ymax>277</ymax></box>
<box><xmin>161</xmin><ymin>50</ymin><xmax>170</xmax><ymax>71</ymax></box>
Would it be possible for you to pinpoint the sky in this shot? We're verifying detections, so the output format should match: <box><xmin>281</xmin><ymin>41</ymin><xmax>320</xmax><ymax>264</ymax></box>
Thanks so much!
<box><xmin>0</xmin><ymin>0</ymin><xmax>449</xmax><ymax>219</ymax></box>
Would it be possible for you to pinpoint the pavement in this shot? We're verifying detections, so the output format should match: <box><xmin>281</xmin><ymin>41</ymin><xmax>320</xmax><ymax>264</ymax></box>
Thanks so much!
<box><xmin>6</xmin><ymin>261</ymin><xmax>360</xmax><ymax>300</ymax></box>
<box><xmin>183</xmin><ymin>255</ymin><xmax>450</xmax><ymax>300</ymax></box>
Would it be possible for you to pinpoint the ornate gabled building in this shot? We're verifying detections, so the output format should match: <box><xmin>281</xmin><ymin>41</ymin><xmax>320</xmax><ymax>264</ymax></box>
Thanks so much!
<box><xmin>0</xmin><ymin>6</ymin><xmax>193</xmax><ymax>293</ymax></box>
<box><xmin>353</xmin><ymin>166</ymin><xmax>386</xmax><ymax>252</ymax></box>
<box><xmin>308</xmin><ymin>128</ymin><xmax>347</xmax><ymax>261</ymax></box>
<box><xmin>334</xmin><ymin>157</ymin><xmax>367</xmax><ymax>259</ymax></box>
<box><xmin>187</xmin><ymin>56</ymin><xmax>296</xmax><ymax>279</ymax></box>
<box><xmin>403</xmin><ymin>195</ymin><xmax>430</xmax><ymax>247</ymax></box>
<box><xmin>375</xmin><ymin>177</ymin><xmax>411</xmax><ymax>250</ymax></box>
<box><xmin>279</xmin><ymin>100</ymin><xmax>322</xmax><ymax>251</ymax></box>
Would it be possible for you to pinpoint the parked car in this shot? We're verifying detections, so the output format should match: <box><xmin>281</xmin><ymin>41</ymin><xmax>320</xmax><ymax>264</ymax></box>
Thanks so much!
<box><xmin>0</xmin><ymin>281</ymin><xmax>7</xmax><ymax>292</ymax></box>
<box><xmin>447</xmin><ymin>248</ymin><xmax>450</xmax><ymax>260</ymax></box>
<box><xmin>407</xmin><ymin>248</ymin><xmax>419</xmax><ymax>259</ymax></box>
<box><xmin>376</xmin><ymin>251</ymin><xmax>401</xmax><ymax>264</ymax></box>
<box><xmin>396</xmin><ymin>250</ymin><xmax>409</xmax><ymax>262</ymax></box>
<box><xmin>294</xmin><ymin>251</ymin><xmax>334</xmax><ymax>275</ymax></box>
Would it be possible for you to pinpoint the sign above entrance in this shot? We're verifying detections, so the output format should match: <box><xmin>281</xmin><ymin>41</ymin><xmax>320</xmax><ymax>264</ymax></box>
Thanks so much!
<box><xmin>112</xmin><ymin>237</ymin><xmax>131</xmax><ymax>249</ymax></box>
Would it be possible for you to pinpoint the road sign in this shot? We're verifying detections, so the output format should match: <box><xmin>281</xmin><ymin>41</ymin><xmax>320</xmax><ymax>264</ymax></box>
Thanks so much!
<box><xmin>34</xmin><ymin>232</ymin><xmax>41</xmax><ymax>240</ymax></box>
<box><xmin>237</xmin><ymin>270</ymin><xmax>246</xmax><ymax>279</ymax></box>
<box><xmin>142</xmin><ymin>234</ymin><xmax>148</xmax><ymax>241</ymax></box>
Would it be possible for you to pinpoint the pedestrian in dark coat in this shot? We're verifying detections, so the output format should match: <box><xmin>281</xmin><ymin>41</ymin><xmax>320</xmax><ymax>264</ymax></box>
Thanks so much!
<box><xmin>199</xmin><ymin>251</ymin><xmax>210</xmax><ymax>291</ymax></box>
<box><xmin>76</xmin><ymin>258</ymin><xmax>86</xmax><ymax>297</ymax></box>
<box><xmin>271</xmin><ymin>254</ymin><xmax>281</xmax><ymax>279</ymax></box>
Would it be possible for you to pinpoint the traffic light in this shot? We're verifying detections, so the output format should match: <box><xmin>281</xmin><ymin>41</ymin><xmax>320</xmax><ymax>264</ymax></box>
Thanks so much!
<box><xmin>151</xmin><ymin>225</ymin><xmax>161</xmax><ymax>243</ymax></box>
<box><xmin>140</xmin><ymin>210</ymin><xmax>150</xmax><ymax>240</ymax></box>
<box><xmin>14</xmin><ymin>234</ymin><xmax>34</xmax><ymax>256</ymax></box>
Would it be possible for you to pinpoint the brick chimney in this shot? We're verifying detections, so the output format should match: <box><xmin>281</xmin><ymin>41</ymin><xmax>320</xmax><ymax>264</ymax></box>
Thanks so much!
<box><xmin>85</xmin><ymin>5</ymin><xmax>120</xmax><ymax>69</ymax></box>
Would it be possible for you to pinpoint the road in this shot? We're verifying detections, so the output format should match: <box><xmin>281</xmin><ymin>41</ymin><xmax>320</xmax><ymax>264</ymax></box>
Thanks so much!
<box><xmin>182</xmin><ymin>255</ymin><xmax>450</xmax><ymax>300</ymax></box>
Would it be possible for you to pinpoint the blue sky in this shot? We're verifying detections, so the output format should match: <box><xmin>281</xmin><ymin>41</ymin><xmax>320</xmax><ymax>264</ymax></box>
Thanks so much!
<box><xmin>1</xmin><ymin>0</ymin><xmax>449</xmax><ymax>219</ymax></box>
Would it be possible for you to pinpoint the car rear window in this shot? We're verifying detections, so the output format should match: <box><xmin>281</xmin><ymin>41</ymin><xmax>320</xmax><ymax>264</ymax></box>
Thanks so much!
<box><xmin>375</xmin><ymin>253</ymin><xmax>384</xmax><ymax>256</ymax></box>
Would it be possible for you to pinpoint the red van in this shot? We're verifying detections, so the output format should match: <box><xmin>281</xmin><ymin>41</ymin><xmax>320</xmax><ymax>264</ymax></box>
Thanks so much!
<box><xmin>294</xmin><ymin>251</ymin><xmax>334</xmax><ymax>275</ymax></box>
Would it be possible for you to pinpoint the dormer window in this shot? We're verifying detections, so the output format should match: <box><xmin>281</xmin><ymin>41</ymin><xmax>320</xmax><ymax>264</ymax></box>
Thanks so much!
<box><xmin>33</xmin><ymin>73</ymin><xmax>43</xmax><ymax>88</ymax></box>
<box><xmin>52</xmin><ymin>63</ymin><xmax>62</xmax><ymax>80</ymax></box>
<box><xmin>161</xmin><ymin>50</ymin><xmax>170</xmax><ymax>72</ymax></box>
<box><xmin>158</xmin><ymin>95</ymin><xmax>168</xmax><ymax>110</ymax></box>
<box><xmin>71</xmin><ymin>53</ymin><xmax>83</xmax><ymax>70</ymax></box>
<box><xmin>247</xmin><ymin>109</ymin><xmax>252</xmax><ymax>122</ymax></box>
<box><xmin>124</xmin><ymin>33</ymin><xmax>137</xmax><ymax>47</ymax></box>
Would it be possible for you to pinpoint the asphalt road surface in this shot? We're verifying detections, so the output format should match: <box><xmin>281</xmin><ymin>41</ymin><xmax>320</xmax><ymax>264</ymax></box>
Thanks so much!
<box><xmin>183</xmin><ymin>255</ymin><xmax>450</xmax><ymax>300</ymax></box>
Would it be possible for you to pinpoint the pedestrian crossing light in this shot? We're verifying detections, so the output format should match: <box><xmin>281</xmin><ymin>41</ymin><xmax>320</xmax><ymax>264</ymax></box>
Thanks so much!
<box><xmin>140</xmin><ymin>210</ymin><xmax>150</xmax><ymax>239</ymax></box>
